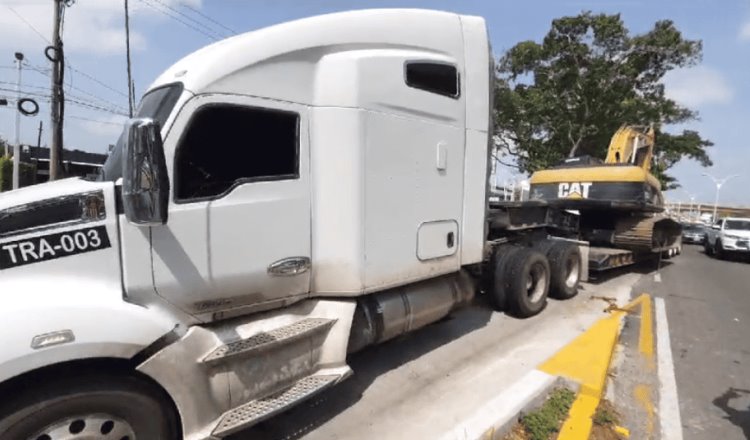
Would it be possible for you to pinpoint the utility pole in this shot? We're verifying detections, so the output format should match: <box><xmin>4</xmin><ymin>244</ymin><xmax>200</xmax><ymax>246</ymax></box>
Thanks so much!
<box><xmin>49</xmin><ymin>0</ymin><xmax>65</xmax><ymax>181</ymax></box>
<box><xmin>702</xmin><ymin>172</ymin><xmax>740</xmax><ymax>222</ymax></box>
<box><xmin>124</xmin><ymin>0</ymin><xmax>134</xmax><ymax>117</ymax></box>
<box><xmin>36</xmin><ymin>121</ymin><xmax>43</xmax><ymax>150</ymax></box>
<box><xmin>12</xmin><ymin>52</ymin><xmax>24</xmax><ymax>189</ymax></box>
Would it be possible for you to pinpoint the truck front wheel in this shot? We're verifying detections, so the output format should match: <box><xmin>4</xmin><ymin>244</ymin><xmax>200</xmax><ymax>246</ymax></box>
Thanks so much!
<box><xmin>0</xmin><ymin>372</ymin><xmax>180</xmax><ymax>440</ymax></box>
<box><xmin>505</xmin><ymin>248</ymin><xmax>551</xmax><ymax>318</ymax></box>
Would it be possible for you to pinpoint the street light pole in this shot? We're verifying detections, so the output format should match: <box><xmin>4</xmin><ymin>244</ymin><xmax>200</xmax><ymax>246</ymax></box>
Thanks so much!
<box><xmin>681</xmin><ymin>189</ymin><xmax>697</xmax><ymax>221</ymax></box>
<box><xmin>702</xmin><ymin>173</ymin><xmax>740</xmax><ymax>222</ymax></box>
<box><xmin>12</xmin><ymin>52</ymin><xmax>24</xmax><ymax>190</ymax></box>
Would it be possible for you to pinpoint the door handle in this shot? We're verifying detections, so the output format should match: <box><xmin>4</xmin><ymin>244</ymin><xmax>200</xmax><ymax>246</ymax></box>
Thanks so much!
<box><xmin>267</xmin><ymin>256</ymin><xmax>311</xmax><ymax>276</ymax></box>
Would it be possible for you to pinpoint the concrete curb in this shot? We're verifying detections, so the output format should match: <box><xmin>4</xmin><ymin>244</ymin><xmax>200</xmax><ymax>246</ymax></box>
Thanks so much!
<box><xmin>438</xmin><ymin>370</ymin><xmax>566</xmax><ymax>440</ymax></box>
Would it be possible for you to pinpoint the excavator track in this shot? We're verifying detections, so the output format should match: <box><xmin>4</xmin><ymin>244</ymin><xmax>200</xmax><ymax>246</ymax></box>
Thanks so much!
<box><xmin>613</xmin><ymin>214</ymin><xmax>682</xmax><ymax>252</ymax></box>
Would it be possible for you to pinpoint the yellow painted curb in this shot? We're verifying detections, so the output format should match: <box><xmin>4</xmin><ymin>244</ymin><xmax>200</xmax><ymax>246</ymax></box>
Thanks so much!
<box><xmin>538</xmin><ymin>294</ymin><xmax>652</xmax><ymax>440</ymax></box>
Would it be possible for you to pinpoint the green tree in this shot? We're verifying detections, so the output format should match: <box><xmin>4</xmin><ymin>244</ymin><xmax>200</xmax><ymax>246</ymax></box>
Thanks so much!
<box><xmin>494</xmin><ymin>12</ymin><xmax>713</xmax><ymax>189</ymax></box>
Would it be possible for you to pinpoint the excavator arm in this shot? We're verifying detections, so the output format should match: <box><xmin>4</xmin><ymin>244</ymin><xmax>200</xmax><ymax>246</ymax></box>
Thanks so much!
<box><xmin>604</xmin><ymin>125</ymin><xmax>655</xmax><ymax>172</ymax></box>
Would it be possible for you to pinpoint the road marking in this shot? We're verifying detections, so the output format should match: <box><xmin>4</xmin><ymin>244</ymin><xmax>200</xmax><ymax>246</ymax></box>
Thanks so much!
<box><xmin>542</xmin><ymin>293</ymin><xmax>651</xmax><ymax>440</ymax></box>
<box><xmin>540</xmin><ymin>301</ymin><xmax>632</xmax><ymax>440</ymax></box>
<box><xmin>655</xmin><ymin>297</ymin><xmax>683</xmax><ymax>440</ymax></box>
<box><xmin>639</xmin><ymin>294</ymin><xmax>654</xmax><ymax>360</ymax></box>
<box><xmin>634</xmin><ymin>383</ymin><xmax>655</xmax><ymax>436</ymax></box>
<box><xmin>654</xmin><ymin>273</ymin><xmax>662</xmax><ymax>283</ymax></box>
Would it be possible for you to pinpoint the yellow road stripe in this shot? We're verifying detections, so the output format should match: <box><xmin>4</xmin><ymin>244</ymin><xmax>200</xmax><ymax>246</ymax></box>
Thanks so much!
<box><xmin>614</xmin><ymin>425</ymin><xmax>631</xmax><ymax>437</ymax></box>
<box><xmin>639</xmin><ymin>294</ymin><xmax>654</xmax><ymax>360</ymax></box>
<box><xmin>538</xmin><ymin>294</ymin><xmax>653</xmax><ymax>440</ymax></box>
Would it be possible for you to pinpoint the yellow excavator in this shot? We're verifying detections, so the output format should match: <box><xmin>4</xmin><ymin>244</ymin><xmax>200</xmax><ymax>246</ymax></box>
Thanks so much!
<box><xmin>529</xmin><ymin>125</ymin><xmax>681</xmax><ymax>254</ymax></box>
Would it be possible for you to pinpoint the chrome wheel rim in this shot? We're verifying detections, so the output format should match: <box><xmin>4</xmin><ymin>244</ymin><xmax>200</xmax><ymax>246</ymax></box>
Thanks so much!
<box><xmin>527</xmin><ymin>262</ymin><xmax>548</xmax><ymax>303</ymax></box>
<box><xmin>564</xmin><ymin>255</ymin><xmax>580</xmax><ymax>289</ymax></box>
<box><xmin>29</xmin><ymin>414</ymin><xmax>135</xmax><ymax>440</ymax></box>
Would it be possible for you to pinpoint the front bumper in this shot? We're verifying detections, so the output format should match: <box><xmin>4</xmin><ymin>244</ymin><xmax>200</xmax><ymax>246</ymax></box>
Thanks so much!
<box><xmin>682</xmin><ymin>234</ymin><xmax>705</xmax><ymax>244</ymax></box>
<box><xmin>721</xmin><ymin>238</ymin><xmax>750</xmax><ymax>252</ymax></box>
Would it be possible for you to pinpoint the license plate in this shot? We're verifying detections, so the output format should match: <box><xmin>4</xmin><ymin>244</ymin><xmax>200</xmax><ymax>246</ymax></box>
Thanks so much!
<box><xmin>0</xmin><ymin>226</ymin><xmax>111</xmax><ymax>270</ymax></box>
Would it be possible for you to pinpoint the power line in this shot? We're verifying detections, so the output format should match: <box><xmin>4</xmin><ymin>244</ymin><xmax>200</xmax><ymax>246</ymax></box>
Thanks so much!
<box><xmin>4</xmin><ymin>5</ymin><xmax>51</xmax><ymax>44</ymax></box>
<box><xmin>67</xmin><ymin>65</ymin><xmax>129</xmax><ymax>98</ymax></box>
<box><xmin>67</xmin><ymin>114</ymin><xmax>125</xmax><ymax>126</ymax></box>
<box><xmin>147</xmin><ymin>0</ymin><xmax>228</xmax><ymax>38</ymax></box>
<box><xmin>0</xmin><ymin>87</ymin><xmax>127</xmax><ymax>116</ymax></box>
<box><xmin>5</xmin><ymin>5</ymin><xmax>129</xmax><ymax>101</ymax></box>
<box><xmin>178</xmin><ymin>1</ymin><xmax>237</xmax><ymax>35</ymax></box>
<box><xmin>138</xmin><ymin>0</ymin><xmax>221</xmax><ymax>41</ymax></box>
<box><xmin>21</xmin><ymin>68</ymin><xmax>129</xmax><ymax>112</ymax></box>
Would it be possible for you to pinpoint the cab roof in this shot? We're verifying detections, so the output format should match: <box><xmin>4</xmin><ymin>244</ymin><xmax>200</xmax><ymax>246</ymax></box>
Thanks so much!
<box><xmin>148</xmin><ymin>9</ymin><xmax>468</xmax><ymax>98</ymax></box>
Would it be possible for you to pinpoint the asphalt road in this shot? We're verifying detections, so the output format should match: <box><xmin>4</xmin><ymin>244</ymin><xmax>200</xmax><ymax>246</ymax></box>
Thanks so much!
<box><xmin>635</xmin><ymin>245</ymin><xmax>750</xmax><ymax>439</ymax></box>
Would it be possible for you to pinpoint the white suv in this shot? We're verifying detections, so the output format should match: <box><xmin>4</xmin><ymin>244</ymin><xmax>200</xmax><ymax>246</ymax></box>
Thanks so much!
<box><xmin>705</xmin><ymin>217</ymin><xmax>750</xmax><ymax>259</ymax></box>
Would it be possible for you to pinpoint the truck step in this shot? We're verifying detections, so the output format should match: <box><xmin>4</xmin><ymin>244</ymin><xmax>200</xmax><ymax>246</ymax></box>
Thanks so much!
<box><xmin>212</xmin><ymin>373</ymin><xmax>341</xmax><ymax>437</ymax></box>
<box><xmin>203</xmin><ymin>318</ymin><xmax>336</xmax><ymax>365</ymax></box>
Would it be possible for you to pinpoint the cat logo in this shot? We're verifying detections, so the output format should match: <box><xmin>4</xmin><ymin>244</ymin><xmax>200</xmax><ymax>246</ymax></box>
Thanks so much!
<box><xmin>558</xmin><ymin>182</ymin><xmax>593</xmax><ymax>199</ymax></box>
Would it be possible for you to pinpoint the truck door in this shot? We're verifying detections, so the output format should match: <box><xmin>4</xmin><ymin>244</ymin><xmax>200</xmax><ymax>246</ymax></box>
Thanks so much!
<box><xmin>150</xmin><ymin>94</ymin><xmax>311</xmax><ymax>320</ymax></box>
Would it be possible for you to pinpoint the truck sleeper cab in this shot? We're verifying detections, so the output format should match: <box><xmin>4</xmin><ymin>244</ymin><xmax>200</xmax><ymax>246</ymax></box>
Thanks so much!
<box><xmin>0</xmin><ymin>10</ymin><xmax>582</xmax><ymax>440</ymax></box>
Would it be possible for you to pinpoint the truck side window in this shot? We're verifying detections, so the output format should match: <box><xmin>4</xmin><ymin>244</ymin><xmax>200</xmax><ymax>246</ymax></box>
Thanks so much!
<box><xmin>405</xmin><ymin>62</ymin><xmax>459</xmax><ymax>98</ymax></box>
<box><xmin>174</xmin><ymin>104</ymin><xmax>299</xmax><ymax>201</ymax></box>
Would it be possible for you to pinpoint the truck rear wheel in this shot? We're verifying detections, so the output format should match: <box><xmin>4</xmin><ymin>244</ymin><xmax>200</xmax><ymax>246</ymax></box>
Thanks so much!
<box><xmin>0</xmin><ymin>372</ymin><xmax>180</xmax><ymax>440</ymax></box>
<box><xmin>546</xmin><ymin>241</ymin><xmax>581</xmax><ymax>300</ymax></box>
<box><xmin>505</xmin><ymin>248</ymin><xmax>550</xmax><ymax>318</ymax></box>
<box><xmin>490</xmin><ymin>244</ymin><xmax>524</xmax><ymax>311</ymax></box>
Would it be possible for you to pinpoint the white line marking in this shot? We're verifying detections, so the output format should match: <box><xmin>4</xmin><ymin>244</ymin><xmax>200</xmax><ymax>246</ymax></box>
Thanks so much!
<box><xmin>654</xmin><ymin>273</ymin><xmax>662</xmax><ymax>283</ymax></box>
<box><xmin>439</xmin><ymin>369</ymin><xmax>556</xmax><ymax>440</ymax></box>
<box><xmin>655</xmin><ymin>297</ymin><xmax>683</xmax><ymax>440</ymax></box>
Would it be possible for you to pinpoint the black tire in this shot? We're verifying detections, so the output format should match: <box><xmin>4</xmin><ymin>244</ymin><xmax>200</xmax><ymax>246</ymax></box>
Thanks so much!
<box><xmin>489</xmin><ymin>244</ymin><xmax>524</xmax><ymax>311</ymax></box>
<box><xmin>546</xmin><ymin>241</ymin><xmax>581</xmax><ymax>300</ymax></box>
<box><xmin>505</xmin><ymin>248</ymin><xmax>551</xmax><ymax>318</ymax></box>
<box><xmin>705</xmin><ymin>239</ymin><xmax>714</xmax><ymax>256</ymax></box>
<box><xmin>0</xmin><ymin>372</ymin><xmax>180</xmax><ymax>440</ymax></box>
<box><xmin>715</xmin><ymin>240</ymin><xmax>724</xmax><ymax>260</ymax></box>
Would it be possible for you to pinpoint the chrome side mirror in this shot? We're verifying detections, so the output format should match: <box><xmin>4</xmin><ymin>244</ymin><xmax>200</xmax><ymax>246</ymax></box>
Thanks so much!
<box><xmin>122</xmin><ymin>118</ymin><xmax>169</xmax><ymax>226</ymax></box>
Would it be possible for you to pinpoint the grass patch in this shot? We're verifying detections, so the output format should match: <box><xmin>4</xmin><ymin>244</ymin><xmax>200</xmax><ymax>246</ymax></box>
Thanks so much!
<box><xmin>593</xmin><ymin>403</ymin><xmax>619</xmax><ymax>426</ymax></box>
<box><xmin>590</xmin><ymin>399</ymin><xmax>627</xmax><ymax>440</ymax></box>
<box><xmin>519</xmin><ymin>387</ymin><xmax>576</xmax><ymax>440</ymax></box>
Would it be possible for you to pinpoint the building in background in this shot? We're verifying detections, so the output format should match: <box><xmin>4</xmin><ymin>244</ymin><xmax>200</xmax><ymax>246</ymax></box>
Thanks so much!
<box><xmin>20</xmin><ymin>145</ymin><xmax>107</xmax><ymax>183</ymax></box>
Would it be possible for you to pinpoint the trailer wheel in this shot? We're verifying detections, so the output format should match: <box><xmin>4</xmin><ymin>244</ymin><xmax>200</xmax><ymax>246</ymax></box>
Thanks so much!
<box><xmin>0</xmin><ymin>372</ymin><xmax>180</xmax><ymax>440</ymax></box>
<box><xmin>505</xmin><ymin>248</ymin><xmax>550</xmax><ymax>318</ymax></box>
<box><xmin>489</xmin><ymin>244</ymin><xmax>524</xmax><ymax>311</ymax></box>
<box><xmin>546</xmin><ymin>242</ymin><xmax>581</xmax><ymax>300</ymax></box>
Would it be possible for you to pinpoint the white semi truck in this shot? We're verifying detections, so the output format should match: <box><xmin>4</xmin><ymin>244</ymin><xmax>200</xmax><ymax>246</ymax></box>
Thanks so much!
<box><xmin>0</xmin><ymin>10</ymin><xmax>583</xmax><ymax>440</ymax></box>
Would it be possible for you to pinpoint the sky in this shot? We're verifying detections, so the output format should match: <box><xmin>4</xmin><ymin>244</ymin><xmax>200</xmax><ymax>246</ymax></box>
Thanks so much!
<box><xmin>0</xmin><ymin>0</ymin><xmax>748</xmax><ymax>206</ymax></box>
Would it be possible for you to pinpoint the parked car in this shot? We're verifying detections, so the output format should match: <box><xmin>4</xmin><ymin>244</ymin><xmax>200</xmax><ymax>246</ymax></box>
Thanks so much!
<box><xmin>704</xmin><ymin>217</ymin><xmax>750</xmax><ymax>259</ymax></box>
<box><xmin>682</xmin><ymin>223</ymin><xmax>706</xmax><ymax>244</ymax></box>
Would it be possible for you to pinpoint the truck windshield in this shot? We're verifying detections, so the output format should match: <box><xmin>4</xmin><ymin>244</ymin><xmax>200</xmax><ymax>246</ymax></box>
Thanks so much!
<box><xmin>725</xmin><ymin>220</ymin><xmax>750</xmax><ymax>231</ymax></box>
<box><xmin>98</xmin><ymin>83</ymin><xmax>184</xmax><ymax>182</ymax></box>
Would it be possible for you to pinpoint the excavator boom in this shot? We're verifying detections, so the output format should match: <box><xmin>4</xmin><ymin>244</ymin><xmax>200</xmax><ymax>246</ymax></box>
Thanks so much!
<box><xmin>604</xmin><ymin>125</ymin><xmax>655</xmax><ymax>172</ymax></box>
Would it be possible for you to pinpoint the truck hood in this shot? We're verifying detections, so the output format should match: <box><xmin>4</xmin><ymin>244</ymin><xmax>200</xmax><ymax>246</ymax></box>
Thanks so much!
<box><xmin>0</xmin><ymin>178</ymin><xmax>123</xmax><ymax>298</ymax></box>
<box><xmin>0</xmin><ymin>177</ymin><xmax>106</xmax><ymax>211</ymax></box>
